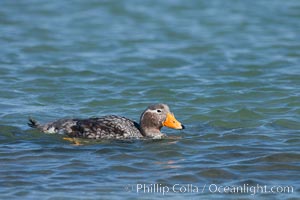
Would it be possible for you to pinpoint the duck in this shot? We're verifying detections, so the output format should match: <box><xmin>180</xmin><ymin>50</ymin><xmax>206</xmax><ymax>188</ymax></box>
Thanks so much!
<box><xmin>28</xmin><ymin>104</ymin><xmax>185</xmax><ymax>139</ymax></box>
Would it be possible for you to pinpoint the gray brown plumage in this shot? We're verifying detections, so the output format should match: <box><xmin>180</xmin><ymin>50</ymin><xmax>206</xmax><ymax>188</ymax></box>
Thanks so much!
<box><xmin>28</xmin><ymin>104</ymin><xmax>185</xmax><ymax>139</ymax></box>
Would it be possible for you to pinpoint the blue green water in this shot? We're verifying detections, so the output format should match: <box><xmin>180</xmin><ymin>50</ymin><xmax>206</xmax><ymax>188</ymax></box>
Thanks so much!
<box><xmin>1</xmin><ymin>1</ymin><xmax>300</xmax><ymax>199</ymax></box>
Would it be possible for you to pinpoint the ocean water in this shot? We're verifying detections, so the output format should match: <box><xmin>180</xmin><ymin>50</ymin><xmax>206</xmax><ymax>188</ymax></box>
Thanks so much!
<box><xmin>0</xmin><ymin>0</ymin><xmax>299</xmax><ymax>199</ymax></box>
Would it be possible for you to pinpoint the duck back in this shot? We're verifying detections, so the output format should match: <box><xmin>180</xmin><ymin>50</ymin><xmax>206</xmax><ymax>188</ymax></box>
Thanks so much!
<box><xmin>38</xmin><ymin>115</ymin><xmax>143</xmax><ymax>139</ymax></box>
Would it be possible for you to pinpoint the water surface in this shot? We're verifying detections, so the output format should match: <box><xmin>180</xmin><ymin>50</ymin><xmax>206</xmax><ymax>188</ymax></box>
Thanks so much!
<box><xmin>0</xmin><ymin>0</ymin><xmax>299</xmax><ymax>199</ymax></box>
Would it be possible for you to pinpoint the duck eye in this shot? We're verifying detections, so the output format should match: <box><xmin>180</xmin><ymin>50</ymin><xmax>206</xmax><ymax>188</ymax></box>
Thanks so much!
<box><xmin>156</xmin><ymin>109</ymin><xmax>162</xmax><ymax>113</ymax></box>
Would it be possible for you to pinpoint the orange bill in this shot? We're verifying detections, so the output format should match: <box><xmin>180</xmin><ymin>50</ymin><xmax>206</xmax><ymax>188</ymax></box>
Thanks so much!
<box><xmin>163</xmin><ymin>113</ymin><xmax>184</xmax><ymax>130</ymax></box>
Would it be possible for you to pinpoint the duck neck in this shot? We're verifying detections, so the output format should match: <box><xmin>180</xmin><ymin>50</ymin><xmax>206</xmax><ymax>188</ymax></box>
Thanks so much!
<box><xmin>139</xmin><ymin>125</ymin><xmax>165</xmax><ymax>139</ymax></box>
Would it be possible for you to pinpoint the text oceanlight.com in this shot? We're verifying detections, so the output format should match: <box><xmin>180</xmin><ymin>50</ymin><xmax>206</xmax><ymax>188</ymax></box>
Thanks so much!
<box><xmin>125</xmin><ymin>183</ymin><xmax>294</xmax><ymax>195</ymax></box>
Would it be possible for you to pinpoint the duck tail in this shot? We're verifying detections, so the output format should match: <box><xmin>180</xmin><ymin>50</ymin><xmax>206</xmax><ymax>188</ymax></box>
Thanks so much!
<box><xmin>28</xmin><ymin>117</ymin><xmax>41</xmax><ymax>129</ymax></box>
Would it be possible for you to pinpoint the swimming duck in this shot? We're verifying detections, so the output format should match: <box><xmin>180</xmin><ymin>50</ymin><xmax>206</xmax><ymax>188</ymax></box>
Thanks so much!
<box><xmin>28</xmin><ymin>104</ymin><xmax>185</xmax><ymax>139</ymax></box>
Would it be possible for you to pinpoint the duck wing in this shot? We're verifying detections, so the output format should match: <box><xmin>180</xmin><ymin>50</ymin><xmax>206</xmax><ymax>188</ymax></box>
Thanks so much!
<box><xmin>66</xmin><ymin>115</ymin><xmax>142</xmax><ymax>139</ymax></box>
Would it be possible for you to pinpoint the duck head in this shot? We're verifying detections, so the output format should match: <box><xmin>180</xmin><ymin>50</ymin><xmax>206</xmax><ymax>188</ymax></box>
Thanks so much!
<box><xmin>139</xmin><ymin>104</ymin><xmax>185</xmax><ymax>138</ymax></box>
